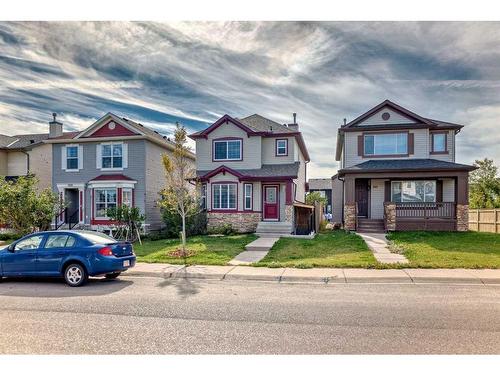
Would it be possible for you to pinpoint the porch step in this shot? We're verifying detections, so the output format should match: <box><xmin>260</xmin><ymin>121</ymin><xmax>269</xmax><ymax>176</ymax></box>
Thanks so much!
<box><xmin>357</xmin><ymin>219</ymin><xmax>384</xmax><ymax>233</ymax></box>
<box><xmin>255</xmin><ymin>221</ymin><xmax>293</xmax><ymax>237</ymax></box>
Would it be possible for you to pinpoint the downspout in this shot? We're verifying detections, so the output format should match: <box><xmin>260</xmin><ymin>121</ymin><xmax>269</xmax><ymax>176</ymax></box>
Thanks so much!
<box><xmin>21</xmin><ymin>150</ymin><xmax>30</xmax><ymax>176</ymax></box>
<box><xmin>338</xmin><ymin>175</ymin><xmax>345</xmax><ymax>226</ymax></box>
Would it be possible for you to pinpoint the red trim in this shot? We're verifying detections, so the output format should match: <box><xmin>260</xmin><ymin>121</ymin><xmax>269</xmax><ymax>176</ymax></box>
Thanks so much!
<box><xmin>211</xmin><ymin>182</ymin><xmax>238</xmax><ymax>211</ymax></box>
<box><xmin>199</xmin><ymin>165</ymin><xmax>297</xmax><ymax>182</ymax></box>
<box><xmin>117</xmin><ymin>187</ymin><xmax>123</xmax><ymax>206</ymax></box>
<box><xmin>285</xmin><ymin>181</ymin><xmax>293</xmax><ymax>205</ymax></box>
<box><xmin>275</xmin><ymin>138</ymin><xmax>288</xmax><ymax>157</ymax></box>
<box><xmin>132</xmin><ymin>188</ymin><xmax>135</xmax><ymax>207</ymax></box>
<box><xmin>189</xmin><ymin>115</ymin><xmax>256</xmax><ymax>139</ymax></box>
<box><xmin>59</xmin><ymin>192</ymin><xmax>64</xmax><ymax>221</ymax></box>
<box><xmin>86</xmin><ymin>120</ymin><xmax>138</xmax><ymax>138</ymax></box>
<box><xmin>212</xmin><ymin>137</ymin><xmax>243</xmax><ymax>162</ymax></box>
<box><xmin>262</xmin><ymin>184</ymin><xmax>280</xmax><ymax>221</ymax></box>
<box><xmin>243</xmin><ymin>183</ymin><xmax>253</xmax><ymax>210</ymax></box>
<box><xmin>79</xmin><ymin>190</ymin><xmax>83</xmax><ymax>222</ymax></box>
<box><xmin>91</xmin><ymin>219</ymin><xmax>116</xmax><ymax>225</ymax></box>
<box><xmin>91</xmin><ymin>189</ymin><xmax>94</xmax><ymax>221</ymax></box>
<box><xmin>90</xmin><ymin>174</ymin><xmax>135</xmax><ymax>182</ymax></box>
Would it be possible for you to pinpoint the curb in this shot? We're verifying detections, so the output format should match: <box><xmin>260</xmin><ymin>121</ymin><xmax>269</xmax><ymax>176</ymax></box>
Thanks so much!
<box><xmin>125</xmin><ymin>264</ymin><xmax>500</xmax><ymax>285</ymax></box>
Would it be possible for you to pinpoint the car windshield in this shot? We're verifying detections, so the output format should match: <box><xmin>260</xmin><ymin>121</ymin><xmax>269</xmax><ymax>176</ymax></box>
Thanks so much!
<box><xmin>78</xmin><ymin>231</ymin><xmax>117</xmax><ymax>245</ymax></box>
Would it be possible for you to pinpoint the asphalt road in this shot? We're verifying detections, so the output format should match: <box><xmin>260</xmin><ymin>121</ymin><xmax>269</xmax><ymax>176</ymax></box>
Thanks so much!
<box><xmin>0</xmin><ymin>275</ymin><xmax>499</xmax><ymax>354</ymax></box>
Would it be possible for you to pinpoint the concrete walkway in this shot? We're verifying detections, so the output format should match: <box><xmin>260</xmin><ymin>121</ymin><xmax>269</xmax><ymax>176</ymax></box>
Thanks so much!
<box><xmin>357</xmin><ymin>232</ymin><xmax>409</xmax><ymax>264</ymax></box>
<box><xmin>228</xmin><ymin>236</ymin><xmax>279</xmax><ymax>265</ymax></box>
<box><xmin>127</xmin><ymin>263</ymin><xmax>500</xmax><ymax>285</ymax></box>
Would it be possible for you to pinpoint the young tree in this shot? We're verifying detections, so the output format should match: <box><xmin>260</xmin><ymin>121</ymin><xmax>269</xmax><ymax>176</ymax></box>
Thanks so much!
<box><xmin>0</xmin><ymin>175</ymin><xmax>61</xmax><ymax>235</ymax></box>
<box><xmin>306</xmin><ymin>191</ymin><xmax>328</xmax><ymax>206</ymax></box>
<box><xmin>158</xmin><ymin>123</ymin><xmax>198</xmax><ymax>256</ymax></box>
<box><xmin>469</xmin><ymin>158</ymin><xmax>500</xmax><ymax>209</ymax></box>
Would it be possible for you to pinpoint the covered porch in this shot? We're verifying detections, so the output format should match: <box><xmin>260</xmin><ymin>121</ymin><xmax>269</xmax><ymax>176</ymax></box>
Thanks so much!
<box><xmin>339</xmin><ymin>162</ymin><xmax>474</xmax><ymax>232</ymax></box>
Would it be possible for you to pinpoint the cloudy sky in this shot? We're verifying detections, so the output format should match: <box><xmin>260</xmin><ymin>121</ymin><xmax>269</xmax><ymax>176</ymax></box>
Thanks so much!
<box><xmin>1</xmin><ymin>21</ymin><xmax>500</xmax><ymax>177</ymax></box>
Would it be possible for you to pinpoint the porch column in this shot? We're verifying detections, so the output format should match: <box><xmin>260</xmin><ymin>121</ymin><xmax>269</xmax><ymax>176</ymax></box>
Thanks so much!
<box><xmin>456</xmin><ymin>172</ymin><xmax>469</xmax><ymax>231</ymax></box>
<box><xmin>344</xmin><ymin>175</ymin><xmax>356</xmax><ymax>231</ymax></box>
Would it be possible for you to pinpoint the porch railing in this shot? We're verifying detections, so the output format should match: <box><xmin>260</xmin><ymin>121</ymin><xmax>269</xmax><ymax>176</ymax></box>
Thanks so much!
<box><xmin>394</xmin><ymin>202</ymin><xmax>456</xmax><ymax>219</ymax></box>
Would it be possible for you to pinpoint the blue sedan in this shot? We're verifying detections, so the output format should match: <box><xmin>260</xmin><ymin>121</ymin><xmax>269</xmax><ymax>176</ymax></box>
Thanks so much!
<box><xmin>0</xmin><ymin>230</ymin><xmax>136</xmax><ymax>287</ymax></box>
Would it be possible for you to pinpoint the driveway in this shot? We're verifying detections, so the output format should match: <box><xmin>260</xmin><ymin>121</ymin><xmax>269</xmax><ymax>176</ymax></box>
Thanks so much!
<box><xmin>1</xmin><ymin>276</ymin><xmax>499</xmax><ymax>354</ymax></box>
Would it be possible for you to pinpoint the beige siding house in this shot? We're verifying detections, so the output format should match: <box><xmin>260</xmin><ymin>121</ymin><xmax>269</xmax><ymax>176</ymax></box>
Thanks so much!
<box><xmin>190</xmin><ymin>113</ymin><xmax>311</xmax><ymax>234</ymax></box>
<box><xmin>333</xmin><ymin>100</ymin><xmax>475</xmax><ymax>232</ymax></box>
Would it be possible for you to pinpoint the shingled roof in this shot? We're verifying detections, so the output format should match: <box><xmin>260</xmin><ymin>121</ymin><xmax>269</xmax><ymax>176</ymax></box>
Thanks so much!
<box><xmin>197</xmin><ymin>162</ymin><xmax>300</xmax><ymax>180</ymax></box>
<box><xmin>308</xmin><ymin>178</ymin><xmax>333</xmax><ymax>190</ymax></box>
<box><xmin>237</xmin><ymin>114</ymin><xmax>295</xmax><ymax>134</ymax></box>
<box><xmin>339</xmin><ymin>159</ymin><xmax>476</xmax><ymax>174</ymax></box>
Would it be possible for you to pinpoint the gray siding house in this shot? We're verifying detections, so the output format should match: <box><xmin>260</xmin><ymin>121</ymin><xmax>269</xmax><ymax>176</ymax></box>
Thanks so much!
<box><xmin>47</xmin><ymin>113</ymin><xmax>195</xmax><ymax>232</ymax></box>
<box><xmin>333</xmin><ymin>100</ymin><xmax>475</xmax><ymax>232</ymax></box>
<box><xmin>307</xmin><ymin>178</ymin><xmax>333</xmax><ymax>215</ymax></box>
<box><xmin>189</xmin><ymin>113</ymin><xmax>310</xmax><ymax>234</ymax></box>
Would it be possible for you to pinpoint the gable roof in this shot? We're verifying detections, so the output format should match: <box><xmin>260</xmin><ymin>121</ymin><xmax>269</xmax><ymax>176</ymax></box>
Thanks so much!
<box><xmin>341</xmin><ymin>100</ymin><xmax>464</xmax><ymax>131</ymax></box>
<box><xmin>0</xmin><ymin>132</ymin><xmax>78</xmax><ymax>150</ymax></box>
<box><xmin>189</xmin><ymin>113</ymin><xmax>310</xmax><ymax>161</ymax></box>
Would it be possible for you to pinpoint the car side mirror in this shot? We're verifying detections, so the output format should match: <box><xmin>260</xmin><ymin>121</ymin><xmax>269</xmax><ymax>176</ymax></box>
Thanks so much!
<box><xmin>7</xmin><ymin>244</ymin><xmax>15</xmax><ymax>252</ymax></box>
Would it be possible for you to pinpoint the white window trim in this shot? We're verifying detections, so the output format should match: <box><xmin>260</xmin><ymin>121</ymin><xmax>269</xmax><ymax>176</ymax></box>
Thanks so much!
<box><xmin>122</xmin><ymin>188</ymin><xmax>133</xmax><ymax>208</ymax></box>
<box><xmin>213</xmin><ymin>139</ymin><xmax>242</xmax><ymax>161</ymax></box>
<box><xmin>94</xmin><ymin>188</ymin><xmax>118</xmax><ymax>220</ymax></box>
<box><xmin>212</xmin><ymin>183</ymin><xmax>237</xmax><ymax>210</ymax></box>
<box><xmin>97</xmin><ymin>142</ymin><xmax>127</xmax><ymax>171</ymax></box>
<box><xmin>244</xmin><ymin>183</ymin><xmax>253</xmax><ymax>210</ymax></box>
<box><xmin>276</xmin><ymin>139</ymin><xmax>288</xmax><ymax>156</ymax></box>
<box><xmin>62</xmin><ymin>144</ymin><xmax>83</xmax><ymax>172</ymax></box>
<box><xmin>391</xmin><ymin>180</ymin><xmax>437</xmax><ymax>203</ymax></box>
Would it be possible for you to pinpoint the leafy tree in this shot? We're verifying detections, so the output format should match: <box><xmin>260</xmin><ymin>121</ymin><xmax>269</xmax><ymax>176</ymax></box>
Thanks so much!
<box><xmin>0</xmin><ymin>175</ymin><xmax>62</xmax><ymax>235</ymax></box>
<box><xmin>107</xmin><ymin>205</ymin><xmax>145</xmax><ymax>244</ymax></box>
<box><xmin>306</xmin><ymin>191</ymin><xmax>328</xmax><ymax>206</ymax></box>
<box><xmin>469</xmin><ymin>158</ymin><xmax>500</xmax><ymax>209</ymax></box>
<box><xmin>158</xmin><ymin>123</ymin><xmax>199</xmax><ymax>256</ymax></box>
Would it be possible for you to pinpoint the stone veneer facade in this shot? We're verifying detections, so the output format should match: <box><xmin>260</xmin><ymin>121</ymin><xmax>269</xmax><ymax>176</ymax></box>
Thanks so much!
<box><xmin>344</xmin><ymin>203</ymin><xmax>356</xmax><ymax>231</ymax></box>
<box><xmin>284</xmin><ymin>205</ymin><xmax>294</xmax><ymax>223</ymax></box>
<box><xmin>207</xmin><ymin>212</ymin><xmax>262</xmax><ymax>233</ymax></box>
<box><xmin>383</xmin><ymin>202</ymin><xmax>396</xmax><ymax>231</ymax></box>
<box><xmin>456</xmin><ymin>204</ymin><xmax>469</xmax><ymax>232</ymax></box>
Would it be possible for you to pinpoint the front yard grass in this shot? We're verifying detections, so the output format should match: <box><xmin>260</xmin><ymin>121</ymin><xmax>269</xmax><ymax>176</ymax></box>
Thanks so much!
<box><xmin>256</xmin><ymin>230</ymin><xmax>378</xmax><ymax>268</ymax></box>
<box><xmin>387</xmin><ymin>231</ymin><xmax>500</xmax><ymax>268</ymax></box>
<box><xmin>134</xmin><ymin>234</ymin><xmax>257</xmax><ymax>265</ymax></box>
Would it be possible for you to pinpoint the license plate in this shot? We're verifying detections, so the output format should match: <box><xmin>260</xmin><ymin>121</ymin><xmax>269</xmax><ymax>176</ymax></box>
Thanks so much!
<box><xmin>123</xmin><ymin>260</ymin><xmax>130</xmax><ymax>267</ymax></box>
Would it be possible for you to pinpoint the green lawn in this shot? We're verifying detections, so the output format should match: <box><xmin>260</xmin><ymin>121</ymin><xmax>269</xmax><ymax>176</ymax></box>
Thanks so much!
<box><xmin>134</xmin><ymin>234</ymin><xmax>257</xmax><ymax>265</ymax></box>
<box><xmin>256</xmin><ymin>230</ymin><xmax>378</xmax><ymax>268</ymax></box>
<box><xmin>387</xmin><ymin>231</ymin><xmax>500</xmax><ymax>268</ymax></box>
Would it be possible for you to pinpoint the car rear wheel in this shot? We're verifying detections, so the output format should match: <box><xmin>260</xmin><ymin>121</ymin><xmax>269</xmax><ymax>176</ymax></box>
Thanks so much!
<box><xmin>105</xmin><ymin>272</ymin><xmax>121</xmax><ymax>280</ymax></box>
<box><xmin>64</xmin><ymin>263</ymin><xmax>88</xmax><ymax>287</ymax></box>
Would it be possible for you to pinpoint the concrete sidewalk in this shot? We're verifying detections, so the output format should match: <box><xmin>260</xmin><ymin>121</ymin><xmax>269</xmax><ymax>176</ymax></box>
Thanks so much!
<box><xmin>127</xmin><ymin>262</ymin><xmax>500</xmax><ymax>285</ymax></box>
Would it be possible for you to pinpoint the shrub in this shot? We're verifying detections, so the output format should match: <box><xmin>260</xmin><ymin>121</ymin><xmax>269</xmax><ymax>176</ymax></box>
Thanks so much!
<box><xmin>207</xmin><ymin>223</ymin><xmax>233</xmax><ymax>236</ymax></box>
<box><xmin>0</xmin><ymin>232</ymin><xmax>22</xmax><ymax>241</ymax></box>
<box><xmin>162</xmin><ymin>209</ymin><xmax>207</xmax><ymax>239</ymax></box>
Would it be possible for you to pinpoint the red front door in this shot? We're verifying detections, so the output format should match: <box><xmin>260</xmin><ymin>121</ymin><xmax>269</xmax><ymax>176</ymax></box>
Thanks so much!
<box><xmin>263</xmin><ymin>186</ymin><xmax>279</xmax><ymax>221</ymax></box>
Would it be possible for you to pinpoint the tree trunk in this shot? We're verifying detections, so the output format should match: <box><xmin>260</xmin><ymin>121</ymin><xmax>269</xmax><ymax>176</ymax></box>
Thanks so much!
<box><xmin>181</xmin><ymin>213</ymin><xmax>187</xmax><ymax>257</ymax></box>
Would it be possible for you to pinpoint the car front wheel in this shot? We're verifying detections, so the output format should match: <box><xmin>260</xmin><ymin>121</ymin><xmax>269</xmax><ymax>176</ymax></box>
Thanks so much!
<box><xmin>64</xmin><ymin>263</ymin><xmax>88</xmax><ymax>287</ymax></box>
<box><xmin>105</xmin><ymin>272</ymin><xmax>121</xmax><ymax>280</ymax></box>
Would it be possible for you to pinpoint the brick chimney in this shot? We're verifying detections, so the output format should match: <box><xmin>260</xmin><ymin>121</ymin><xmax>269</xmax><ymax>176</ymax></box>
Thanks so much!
<box><xmin>287</xmin><ymin>112</ymin><xmax>299</xmax><ymax>131</ymax></box>
<box><xmin>49</xmin><ymin>113</ymin><xmax>63</xmax><ymax>138</ymax></box>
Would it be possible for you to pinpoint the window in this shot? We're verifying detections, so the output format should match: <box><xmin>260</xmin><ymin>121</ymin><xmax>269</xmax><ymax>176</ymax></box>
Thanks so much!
<box><xmin>122</xmin><ymin>189</ymin><xmax>133</xmax><ymax>207</ymax></box>
<box><xmin>102</xmin><ymin>143</ymin><xmax>123</xmax><ymax>169</ymax></box>
<box><xmin>201</xmin><ymin>184</ymin><xmax>207</xmax><ymax>210</ymax></box>
<box><xmin>276</xmin><ymin>139</ymin><xmax>288</xmax><ymax>156</ymax></box>
<box><xmin>432</xmin><ymin>133</ymin><xmax>447</xmax><ymax>153</ymax></box>
<box><xmin>391</xmin><ymin>181</ymin><xmax>436</xmax><ymax>202</ymax></box>
<box><xmin>213</xmin><ymin>139</ymin><xmax>242</xmax><ymax>160</ymax></box>
<box><xmin>244</xmin><ymin>183</ymin><xmax>253</xmax><ymax>210</ymax></box>
<box><xmin>364</xmin><ymin>133</ymin><xmax>408</xmax><ymax>156</ymax></box>
<box><xmin>79</xmin><ymin>231</ymin><xmax>117</xmax><ymax>245</ymax></box>
<box><xmin>212</xmin><ymin>183</ymin><xmax>237</xmax><ymax>209</ymax></box>
<box><xmin>44</xmin><ymin>235</ymin><xmax>76</xmax><ymax>249</ymax></box>
<box><xmin>66</xmin><ymin>146</ymin><xmax>79</xmax><ymax>170</ymax></box>
<box><xmin>14</xmin><ymin>235</ymin><xmax>44</xmax><ymax>251</ymax></box>
<box><xmin>95</xmin><ymin>188</ymin><xmax>117</xmax><ymax>218</ymax></box>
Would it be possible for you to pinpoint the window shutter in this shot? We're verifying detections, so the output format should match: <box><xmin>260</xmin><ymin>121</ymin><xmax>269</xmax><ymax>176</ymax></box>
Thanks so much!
<box><xmin>436</xmin><ymin>180</ymin><xmax>443</xmax><ymax>202</ymax></box>
<box><xmin>122</xmin><ymin>143</ymin><xmax>128</xmax><ymax>168</ymax></box>
<box><xmin>384</xmin><ymin>181</ymin><xmax>391</xmax><ymax>202</ymax></box>
<box><xmin>61</xmin><ymin>146</ymin><xmax>66</xmax><ymax>170</ymax></box>
<box><xmin>96</xmin><ymin>144</ymin><xmax>102</xmax><ymax>169</ymax></box>
<box><xmin>357</xmin><ymin>135</ymin><xmax>363</xmax><ymax>156</ymax></box>
<box><xmin>408</xmin><ymin>133</ymin><xmax>414</xmax><ymax>155</ymax></box>
<box><xmin>78</xmin><ymin>145</ymin><xmax>83</xmax><ymax>170</ymax></box>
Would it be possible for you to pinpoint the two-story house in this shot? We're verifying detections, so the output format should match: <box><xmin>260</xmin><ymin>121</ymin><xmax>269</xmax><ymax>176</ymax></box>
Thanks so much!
<box><xmin>333</xmin><ymin>100</ymin><xmax>476</xmax><ymax>232</ymax></box>
<box><xmin>189</xmin><ymin>113</ymin><xmax>310</xmax><ymax>234</ymax></box>
<box><xmin>0</xmin><ymin>114</ymin><xmax>76</xmax><ymax>191</ymax></box>
<box><xmin>46</xmin><ymin>113</ymin><xmax>195</xmax><ymax>232</ymax></box>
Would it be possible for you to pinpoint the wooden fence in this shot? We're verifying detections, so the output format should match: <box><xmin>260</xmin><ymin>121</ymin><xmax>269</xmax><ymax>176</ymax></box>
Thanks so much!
<box><xmin>469</xmin><ymin>209</ymin><xmax>500</xmax><ymax>233</ymax></box>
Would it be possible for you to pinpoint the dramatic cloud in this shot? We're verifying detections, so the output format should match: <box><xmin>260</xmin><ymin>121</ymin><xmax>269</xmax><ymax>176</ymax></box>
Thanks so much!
<box><xmin>1</xmin><ymin>21</ymin><xmax>500</xmax><ymax>177</ymax></box>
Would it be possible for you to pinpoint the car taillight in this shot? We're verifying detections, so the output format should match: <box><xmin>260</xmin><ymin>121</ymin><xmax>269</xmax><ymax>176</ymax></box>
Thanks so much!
<box><xmin>98</xmin><ymin>247</ymin><xmax>114</xmax><ymax>257</ymax></box>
